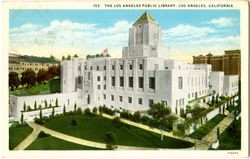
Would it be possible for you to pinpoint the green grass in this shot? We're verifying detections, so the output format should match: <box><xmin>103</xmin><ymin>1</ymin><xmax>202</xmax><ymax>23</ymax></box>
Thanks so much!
<box><xmin>217</xmin><ymin>118</ymin><xmax>241</xmax><ymax>150</ymax></box>
<box><xmin>26</xmin><ymin>136</ymin><xmax>103</xmax><ymax>150</ymax></box>
<box><xmin>44</xmin><ymin>115</ymin><xmax>194</xmax><ymax>149</ymax></box>
<box><xmin>9</xmin><ymin>124</ymin><xmax>33</xmax><ymax>150</ymax></box>
<box><xmin>10</xmin><ymin>78</ymin><xmax>60</xmax><ymax>96</ymax></box>
<box><xmin>190</xmin><ymin>114</ymin><xmax>225</xmax><ymax>140</ymax></box>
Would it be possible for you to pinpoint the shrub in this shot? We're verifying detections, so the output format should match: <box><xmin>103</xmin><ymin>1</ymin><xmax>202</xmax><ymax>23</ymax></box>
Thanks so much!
<box><xmin>132</xmin><ymin>111</ymin><xmax>141</xmax><ymax>122</ymax></box>
<box><xmin>180</xmin><ymin>108</ymin><xmax>185</xmax><ymax>118</ymax></box>
<box><xmin>27</xmin><ymin>105</ymin><xmax>32</xmax><ymax>111</ymax></box>
<box><xmin>34</xmin><ymin>117</ymin><xmax>45</xmax><ymax>125</ymax></box>
<box><xmin>93</xmin><ymin>107</ymin><xmax>98</xmax><ymax>113</ymax></box>
<box><xmin>49</xmin><ymin>103</ymin><xmax>52</xmax><ymax>107</ymax></box>
<box><xmin>112</xmin><ymin>117</ymin><xmax>123</xmax><ymax>129</ymax></box>
<box><xmin>75</xmin><ymin>107</ymin><xmax>82</xmax><ymax>115</ymax></box>
<box><xmin>71</xmin><ymin>118</ymin><xmax>77</xmax><ymax>126</ymax></box>
<box><xmin>164</xmin><ymin>115</ymin><xmax>178</xmax><ymax>131</ymax></box>
<box><xmin>38</xmin><ymin>131</ymin><xmax>51</xmax><ymax>138</ymax></box>
<box><xmin>84</xmin><ymin>108</ymin><xmax>91</xmax><ymax>115</ymax></box>
<box><xmin>103</xmin><ymin>132</ymin><xmax>117</xmax><ymax>150</ymax></box>
<box><xmin>55</xmin><ymin>98</ymin><xmax>58</xmax><ymax>107</ymax></box>
<box><xmin>141</xmin><ymin>115</ymin><xmax>151</xmax><ymax>125</ymax></box>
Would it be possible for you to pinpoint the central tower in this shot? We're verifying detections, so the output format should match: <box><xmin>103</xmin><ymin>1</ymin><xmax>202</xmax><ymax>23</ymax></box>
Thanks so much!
<box><xmin>122</xmin><ymin>12</ymin><xmax>170</xmax><ymax>59</ymax></box>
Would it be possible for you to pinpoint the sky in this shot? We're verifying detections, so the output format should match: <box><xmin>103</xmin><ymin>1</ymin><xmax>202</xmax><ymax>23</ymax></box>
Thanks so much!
<box><xmin>9</xmin><ymin>10</ymin><xmax>240</xmax><ymax>62</ymax></box>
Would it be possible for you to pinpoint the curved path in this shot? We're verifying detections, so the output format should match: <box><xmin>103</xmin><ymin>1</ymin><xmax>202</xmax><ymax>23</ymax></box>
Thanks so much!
<box><xmin>13</xmin><ymin>122</ymin><xmax>159</xmax><ymax>150</ymax></box>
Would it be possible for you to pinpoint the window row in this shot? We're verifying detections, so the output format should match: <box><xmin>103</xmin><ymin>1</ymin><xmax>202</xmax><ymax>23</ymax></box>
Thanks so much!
<box><xmin>103</xmin><ymin>94</ymin><xmax>153</xmax><ymax>105</ymax></box>
<box><xmin>80</xmin><ymin>63</ymin><xmax>144</xmax><ymax>71</ymax></box>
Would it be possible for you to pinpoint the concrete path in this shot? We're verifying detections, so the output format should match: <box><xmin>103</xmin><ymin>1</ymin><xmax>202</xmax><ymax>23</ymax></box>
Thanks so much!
<box><xmin>14</xmin><ymin>122</ymin><xmax>157</xmax><ymax>150</ymax></box>
<box><xmin>13</xmin><ymin>126</ymin><xmax>40</xmax><ymax>150</ymax></box>
<box><xmin>195</xmin><ymin>112</ymin><xmax>235</xmax><ymax>150</ymax></box>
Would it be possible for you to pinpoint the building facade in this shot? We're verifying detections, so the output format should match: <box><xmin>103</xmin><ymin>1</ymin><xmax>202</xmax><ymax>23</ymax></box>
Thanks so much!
<box><xmin>9</xmin><ymin>12</ymin><xmax>239</xmax><ymax>121</ymax></box>
<box><xmin>9</xmin><ymin>53</ymin><xmax>59</xmax><ymax>75</ymax></box>
<box><xmin>193</xmin><ymin>50</ymin><xmax>241</xmax><ymax>76</ymax></box>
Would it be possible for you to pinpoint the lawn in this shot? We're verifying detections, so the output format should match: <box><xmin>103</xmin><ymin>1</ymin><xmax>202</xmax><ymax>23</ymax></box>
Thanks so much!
<box><xmin>9</xmin><ymin>123</ymin><xmax>33</xmax><ymax>150</ymax></box>
<box><xmin>26</xmin><ymin>136</ymin><xmax>103</xmax><ymax>150</ymax></box>
<box><xmin>44</xmin><ymin>115</ymin><xmax>194</xmax><ymax>149</ymax></box>
<box><xmin>217</xmin><ymin>118</ymin><xmax>241</xmax><ymax>150</ymax></box>
<box><xmin>190</xmin><ymin>114</ymin><xmax>225</xmax><ymax>140</ymax></box>
<box><xmin>10</xmin><ymin>78</ymin><xmax>60</xmax><ymax>96</ymax></box>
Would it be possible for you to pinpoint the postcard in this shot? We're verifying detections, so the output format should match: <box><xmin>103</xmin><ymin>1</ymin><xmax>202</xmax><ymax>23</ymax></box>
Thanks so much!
<box><xmin>2</xmin><ymin>0</ymin><xmax>249</xmax><ymax>158</ymax></box>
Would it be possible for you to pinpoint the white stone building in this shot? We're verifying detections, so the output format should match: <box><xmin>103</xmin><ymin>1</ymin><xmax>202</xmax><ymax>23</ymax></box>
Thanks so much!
<box><xmin>9</xmin><ymin>12</ymin><xmax>239</xmax><ymax>121</ymax></box>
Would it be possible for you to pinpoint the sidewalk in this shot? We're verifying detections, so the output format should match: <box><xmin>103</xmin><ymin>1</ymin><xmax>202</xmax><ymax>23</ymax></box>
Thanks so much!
<box><xmin>195</xmin><ymin>112</ymin><xmax>235</xmax><ymax>150</ymax></box>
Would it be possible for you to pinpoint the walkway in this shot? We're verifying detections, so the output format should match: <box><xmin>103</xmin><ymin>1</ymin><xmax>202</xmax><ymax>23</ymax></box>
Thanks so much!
<box><xmin>14</xmin><ymin>122</ymin><xmax>157</xmax><ymax>150</ymax></box>
<box><xmin>101</xmin><ymin>113</ymin><xmax>196</xmax><ymax>144</ymax></box>
<box><xmin>195</xmin><ymin>112</ymin><xmax>235</xmax><ymax>150</ymax></box>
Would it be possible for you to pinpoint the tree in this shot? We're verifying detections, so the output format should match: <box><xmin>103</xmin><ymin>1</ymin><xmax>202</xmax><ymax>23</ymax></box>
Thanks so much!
<box><xmin>93</xmin><ymin>107</ymin><xmax>98</xmax><ymax>113</ymax></box>
<box><xmin>63</xmin><ymin>105</ymin><xmax>66</xmax><ymax>115</ymax></box>
<box><xmin>50</xmin><ymin>55</ymin><xmax>55</xmax><ymax>59</ymax></box>
<box><xmin>215</xmin><ymin>94</ymin><xmax>219</xmax><ymax>104</ymax></box>
<box><xmin>71</xmin><ymin>118</ymin><xmax>77</xmax><ymax>126</ymax></box>
<box><xmin>39</xmin><ymin>108</ymin><xmax>43</xmax><ymax>119</ymax></box>
<box><xmin>34</xmin><ymin>101</ymin><xmax>37</xmax><ymax>110</ymax></box>
<box><xmin>73</xmin><ymin>54</ymin><xmax>79</xmax><ymax>58</ymax></box>
<box><xmin>52</xmin><ymin>107</ymin><xmax>55</xmax><ymax>118</ymax></box>
<box><xmin>66</xmin><ymin>55</ymin><xmax>71</xmax><ymax>60</ymax></box>
<box><xmin>9</xmin><ymin>72</ymin><xmax>20</xmax><ymax>90</ymax></box>
<box><xmin>23</xmin><ymin>102</ymin><xmax>27</xmax><ymax>112</ymax></box>
<box><xmin>86</xmin><ymin>55</ymin><xmax>91</xmax><ymax>59</ymax></box>
<box><xmin>21</xmin><ymin>69</ymin><xmax>36</xmax><ymax>88</ymax></box>
<box><xmin>84</xmin><ymin>108</ymin><xmax>91</xmax><ymax>115</ymax></box>
<box><xmin>37</xmin><ymin>69</ymin><xmax>51</xmax><ymax>84</ymax></box>
<box><xmin>148</xmin><ymin>102</ymin><xmax>171</xmax><ymax>140</ymax></box>
<box><xmin>62</xmin><ymin>56</ymin><xmax>65</xmax><ymax>61</ymax></box>
<box><xmin>55</xmin><ymin>98</ymin><xmax>58</xmax><ymax>107</ymax></box>
<box><xmin>21</xmin><ymin>113</ymin><xmax>24</xmax><ymax>124</ymax></box>
<box><xmin>103</xmin><ymin>132</ymin><xmax>117</xmax><ymax>150</ymax></box>
<box><xmin>74</xmin><ymin>103</ymin><xmax>77</xmax><ymax>112</ymax></box>
<box><xmin>217</xmin><ymin>127</ymin><xmax>220</xmax><ymax>139</ymax></box>
<box><xmin>96</xmin><ymin>54</ymin><xmax>100</xmax><ymax>58</ymax></box>
<box><xmin>44</xmin><ymin>100</ymin><xmax>48</xmax><ymax>108</ymax></box>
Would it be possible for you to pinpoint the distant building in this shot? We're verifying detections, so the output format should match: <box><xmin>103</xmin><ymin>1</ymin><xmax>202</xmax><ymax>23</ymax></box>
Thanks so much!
<box><xmin>193</xmin><ymin>50</ymin><xmax>241</xmax><ymax>76</ymax></box>
<box><xmin>9</xmin><ymin>53</ymin><xmax>59</xmax><ymax>75</ymax></box>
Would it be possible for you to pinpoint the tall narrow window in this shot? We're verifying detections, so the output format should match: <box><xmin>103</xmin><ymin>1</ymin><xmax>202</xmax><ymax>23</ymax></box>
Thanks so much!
<box><xmin>111</xmin><ymin>95</ymin><xmax>114</xmax><ymax>101</ymax></box>
<box><xmin>138</xmin><ymin>77</ymin><xmax>143</xmax><ymax>88</ymax></box>
<box><xmin>139</xmin><ymin>64</ymin><xmax>143</xmax><ymax>70</ymax></box>
<box><xmin>149</xmin><ymin>77</ymin><xmax>155</xmax><ymax>89</ymax></box>
<box><xmin>129</xmin><ymin>64</ymin><xmax>133</xmax><ymax>70</ymax></box>
<box><xmin>129</xmin><ymin>77</ymin><xmax>133</xmax><ymax>88</ymax></box>
<box><xmin>178</xmin><ymin>77</ymin><xmax>183</xmax><ymax>89</ymax></box>
<box><xmin>120</xmin><ymin>65</ymin><xmax>123</xmax><ymax>70</ymax></box>
<box><xmin>120</xmin><ymin>77</ymin><xmax>124</xmax><ymax>87</ymax></box>
<box><xmin>97</xmin><ymin>76</ymin><xmax>101</xmax><ymax>81</ymax></box>
<box><xmin>138</xmin><ymin>98</ymin><xmax>142</xmax><ymax>105</ymax></box>
<box><xmin>149</xmin><ymin>99</ymin><xmax>153</xmax><ymax>106</ymax></box>
<box><xmin>128</xmin><ymin>97</ymin><xmax>132</xmax><ymax>103</ymax></box>
<box><xmin>111</xmin><ymin>76</ymin><xmax>115</xmax><ymax>86</ymax></box>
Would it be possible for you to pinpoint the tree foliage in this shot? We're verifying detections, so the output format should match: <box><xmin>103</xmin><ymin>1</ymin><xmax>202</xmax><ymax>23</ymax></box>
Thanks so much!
<box><xmin>9</xmin><ymin>72</ymin><xmax>20</xmax><ymax>90</ymax></box>
<box><xmin>21</xmin><ymin>69</ymin><xmax>36</xmax><ymax>88</ymax></box>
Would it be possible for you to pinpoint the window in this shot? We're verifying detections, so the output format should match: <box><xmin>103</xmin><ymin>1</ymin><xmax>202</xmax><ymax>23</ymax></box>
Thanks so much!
<box><xmin>90</xmin><ymin>66</ymin><xmax>93</xmax><ymax>70</ymax></box>
<box><xmin>119</xmin><ymin>96</ymin><xmax>123</xmax><ymax>102</ymax></box>
<box><xmin>97</xmin><ymin>85</ymin><xmax>101</xmax><ymax>90</ymax></box>
<box><xmin>139</xmin><ymin>64</ymin><xmax>143</xmax><ymax>70</ymax></box>
<box><xmin>138</xmin><ymin>98</ymin><xmax>142</xmax><ymax>105</ymax></box>
<box><xmin>112</xmin><ymin>65</ymin><xmax>115</xmax><ymax>70</ymax></box>
<box><xmin>104</xmin><ymin>66</ymin><xmax>106</xmax><ymax>70</ymax></box>
<box><xmin>97</xmin><ymin>76</ymin><xmax>101</xmax><ymax>81</ymax></box>
<box><xmin>111</xmin><ymin>76</ymin><xmax>115</xmax><ymax>86</ymax></box>
<box><xmin>129</xmin><ymin>64</ymin><xmax>133</xmax><ymax>70</ymax></box>
<box><xmin>128</xmin><ymin>97</ymin><xmax>132</xmax><ymax>103</ymax></box>
<box><xmin>120</xmin><ymin>77</ymin><xmax>124</xmax><ymax>87</ymax></box>
<box><xmin>149</xmin><ymin>99</ymin><xmax>154</xmax><ymax>106</ymax></box>
<box><xmin>120</xmin><ymin>65</ymin><xmax>123</xmax><ymax>70</ymax></box>
<box><xmin>104</xmin><ymin>76</ymin><xmax>106</xmax><ymax>81</ymax></box>
<box><xmin>178</xmin><ymin>77</ymin><xmax>183</xmax><ymax>89</ymax></box>
<box><xmin>97</xmin><ymin>66</ymin><xmax>99</xmax><ymax>70</ymax></box>
<box><xmin>104</xmin><ymin>85</ymin><xmax>106</xmax><ymax>90</ymax></box>
<box><xmin>138</xmin><ymin>77</ymin><xmax>143</xmax><ymax>88</ymax></box>
<box><xmin>103</xmin><ymin>94</ymin><xmax>106</xmax><ymax>100</ymax></box>
<box><xmin>111</xmin><ymin>95</ymin><xmax>114</xmax><ymax>101</ymax></box>
<box><xmin>149</xmin><ymin>77</ymin><xmax>155</xmax><ymax>89</ymax></box>
<box><xmin>176</xmin><ymin>100</ymin><xmax>178</xmax><ymax>107</ymax></box>
<box><xmin>78</xmin><ymin>66</ymin><xmax>81</xmax><ymax>71</ymax></box>
<box><xmin>84</xmin><ymin>66</ymin><xmax>87</xmax><ymax>70</ymax></box>
<box><xmin>129</xmin><ymin>77</ymin><xmax>133</xmax><ymax>88</ymax></box>
<box><xmin>78</xmin><ymin>76</ymin><xmax>82</xmax><ymax>84</ymax></box>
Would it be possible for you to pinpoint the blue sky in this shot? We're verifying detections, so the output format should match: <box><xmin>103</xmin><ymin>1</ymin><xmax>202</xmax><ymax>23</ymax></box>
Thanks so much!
<box><xmin>9</xmin><ymin>10</ymin><xmax>240</xmax><ymax>62</ymax></box>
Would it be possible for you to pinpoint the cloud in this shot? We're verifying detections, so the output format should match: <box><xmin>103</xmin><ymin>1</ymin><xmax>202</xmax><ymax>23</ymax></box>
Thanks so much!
<box><xmin>163</xmin><ymin>24</ymin><xmax>215</xmax><ymax>40</ymax></box>
<box><xmin>205</xmin><ymin>17</ymin><xmax>234</xmax><ymax>27</ymax></box>
<box><xmin>9</xmin><ymin>20</ymin><xmax>131</xmax><ymax>57</ymax></box>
